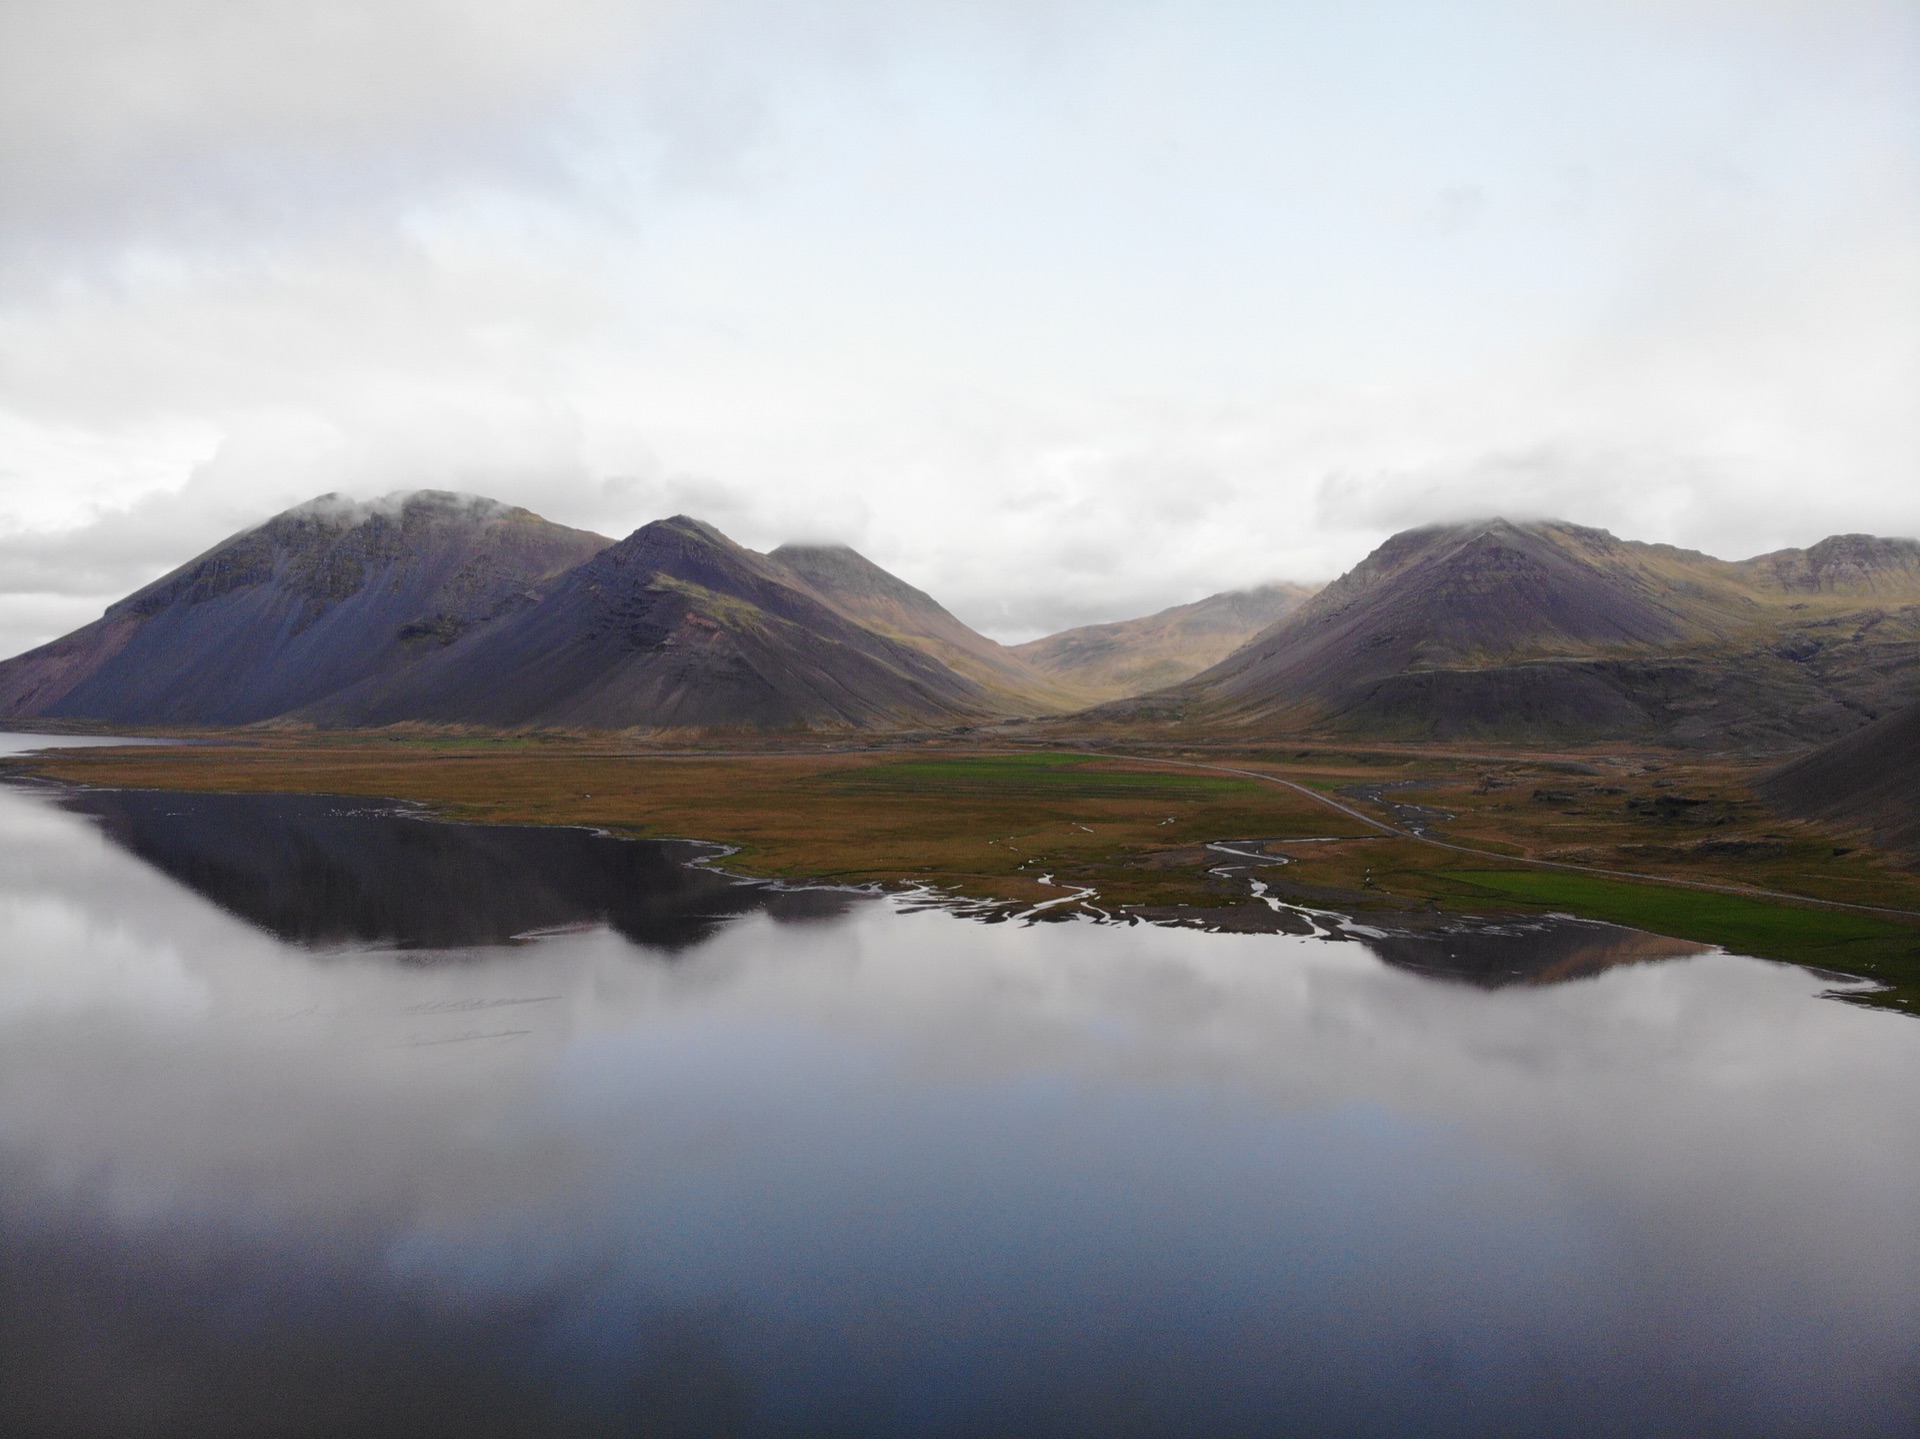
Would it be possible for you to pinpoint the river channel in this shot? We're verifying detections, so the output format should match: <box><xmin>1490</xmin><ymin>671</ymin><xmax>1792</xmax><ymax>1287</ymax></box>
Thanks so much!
<box><xmin>0</xmin><ymin>737</ymin><xmax>1914</xmax><ymax>1437</ymax></box>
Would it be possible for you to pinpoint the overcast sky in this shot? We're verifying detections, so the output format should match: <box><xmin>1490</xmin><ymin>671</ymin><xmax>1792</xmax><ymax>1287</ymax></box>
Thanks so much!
<box><xmin>1</xmin><ymin>0</ymin><xmax>1915</xmax><ymax>653</ymax></box>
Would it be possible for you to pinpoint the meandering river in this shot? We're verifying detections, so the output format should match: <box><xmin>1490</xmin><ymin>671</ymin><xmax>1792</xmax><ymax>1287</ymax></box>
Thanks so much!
<box><xmin>0</xmin><ymin>752</ymin><xmax>1914</xmax><ymax>1436</ymax></box>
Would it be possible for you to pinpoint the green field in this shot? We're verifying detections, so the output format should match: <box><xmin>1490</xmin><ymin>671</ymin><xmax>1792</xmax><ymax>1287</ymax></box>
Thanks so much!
<box><xmin>817</xmin><ymin>753</ymin><xmax>1263</xmax><ymax>800</ymax></box>
<box><xmin>1443</xmin><ymin>868</ymin><xmax>1920</xmax><ymax>1011</ymax></box>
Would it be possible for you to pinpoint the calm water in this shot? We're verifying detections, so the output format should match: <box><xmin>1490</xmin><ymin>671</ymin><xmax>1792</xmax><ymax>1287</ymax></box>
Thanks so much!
<box><xmin>0</xmin><ymin>772</ymin><xmax>1915</xmax><ymax>1437</ymax></box>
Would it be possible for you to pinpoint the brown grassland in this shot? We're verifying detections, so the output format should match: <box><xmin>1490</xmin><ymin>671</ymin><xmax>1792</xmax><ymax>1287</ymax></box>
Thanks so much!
<box><xmin>10</xmin><ymin>728</ymin><xmax>1920</xmax><ymax>1012</ymax></box>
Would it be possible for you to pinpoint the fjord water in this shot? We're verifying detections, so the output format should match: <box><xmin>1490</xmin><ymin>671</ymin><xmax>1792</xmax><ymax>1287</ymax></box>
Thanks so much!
<box><xmin>0</xmin><ymin>778</ymin><xmax>1915</xmax><ymax>1437</ymax></box>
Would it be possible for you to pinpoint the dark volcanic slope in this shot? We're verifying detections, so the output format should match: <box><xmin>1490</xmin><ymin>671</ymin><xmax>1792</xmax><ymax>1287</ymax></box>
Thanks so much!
<box><xmin>0</xmin><ymin>492</ymin><xmax>609</xmax><ymax>725</ymax></box>
<box><xmin>1189</xmin><ymin>521</ymin><xmax>1692</xmax><ymax>734</ymax></box>
<box><xmin>1149</xmin><ymin>519</ymin><xmax>1920</xmax><ymax>747</ymax></box>
<box><xmin>1214</xmin><ymin>521</ymin><xmax>1687</xmax><ymax>682</ymax></box>
<box><xmin>1759</xmin><ymin>701</ymin><xmax>1920</xmax><ymax>858</ymax></box>
<box><xmin>1014</xmin><ymin>583</ymin><xmax>1318</xmax><ymax>701</ymax></box>
<box><xmin>770</xmin><ymin>543</ymin><xmax>1090</xmax><ymax>714</ymax></box>
<box><xmin>317</xmin><ymin>516</ymin><xmax>995</xmax><ymax>729</ymax></box>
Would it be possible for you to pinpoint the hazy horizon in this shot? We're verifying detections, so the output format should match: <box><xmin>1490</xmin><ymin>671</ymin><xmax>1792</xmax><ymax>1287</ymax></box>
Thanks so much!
<box><xmin>2</xmin><ymin>1</ymin><xmax>1915</xmax><ymax>653</ymax></box>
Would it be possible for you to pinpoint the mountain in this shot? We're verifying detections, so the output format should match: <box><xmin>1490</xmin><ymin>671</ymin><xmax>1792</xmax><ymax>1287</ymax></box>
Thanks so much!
<box><xmin>768</xmin><ymin>543</ymin><xmax>1092</xmax><ymax>714</ymax></box>
<box><xmin>0</xmin><ymin>496</ymin><xmax>1008</xmax><ymax>731</ymax></box>
<box><xmin>1012</xmin><ymin>583</ymin><xmax>1318</xmax><ymax>702</ymax></box>
<box><xmin>1736</xmin><ymin>534</ymin><xmax>1920</xmax><ymax>598</ymax></box>
<box><xmin>18</xmin><ymin>496</ymin><xmax>1909</xmax><ymax>744</ymax></box>
<box><xmin>1135</xmin><ymin>519</ymin><xmax>1920</xmax><ymax>747</ymax></box>
<box><xmin>307</xmin><ymin>516</ymin><xmax>995</xmax><ymax>730</ymax></box>
<box><xmin>0</xmin><ymin>491</ymin><xmax>609</xmax><ymax>725</ymax></box>
<box><xmin>1758</xmin><ymin>700</ymin><xmax>1920</xmax><ymax>859</ymax></box>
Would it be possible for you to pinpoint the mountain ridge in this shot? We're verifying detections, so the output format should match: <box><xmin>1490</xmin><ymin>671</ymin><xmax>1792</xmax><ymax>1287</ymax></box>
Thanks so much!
<box><xmin>6</xmin><ymin>499</ymin><xmax>1916</xmax><ymax>747</ymax></box>
<box><xmin>767</xmin><ymin>543</ymin><xmax>1094</xmax><ymax>714</ymax></box>
<box><xmin>1013</xmin><ymin>582</ymin><xmax>1318</xmax><ymax>702</ymax></box>
<box><xmin>1113</xmin><ymin>518</ymin><xmax>1920</xmax><ymax>748</ymax></box>
<box><xmin>0</xmin><ymin>491</ymin><xmax>611</xmax><ymax>724</ymax></box>
<box><xmin>310</xmin><ymin>515</ymin><xmax>996</xmax><ymax>730</ymax></box>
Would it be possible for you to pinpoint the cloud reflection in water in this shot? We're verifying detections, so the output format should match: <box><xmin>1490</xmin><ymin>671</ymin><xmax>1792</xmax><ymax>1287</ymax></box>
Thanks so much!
<box><xmin>0</xmin><ymin>782</ymin><xmax>1914</xmax><ymax>1437</ymax></box>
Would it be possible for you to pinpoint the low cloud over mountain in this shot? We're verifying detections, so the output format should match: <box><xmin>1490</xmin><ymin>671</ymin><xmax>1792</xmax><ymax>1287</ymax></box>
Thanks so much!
<box><xmin>5</xmin><ymin>495</ymin><xmax>1916</xmax><ymax>747</ymax></box>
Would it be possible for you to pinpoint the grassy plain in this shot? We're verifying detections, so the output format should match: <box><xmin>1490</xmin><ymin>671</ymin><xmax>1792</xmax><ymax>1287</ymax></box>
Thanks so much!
<box><xmin>12</xmin><ymin>730</ymin><xmax>1920</xmax><ymax>1011</ymax></box>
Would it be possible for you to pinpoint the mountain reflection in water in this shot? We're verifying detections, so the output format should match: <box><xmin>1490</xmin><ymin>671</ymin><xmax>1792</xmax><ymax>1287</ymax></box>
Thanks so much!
<box><xmin>63</xmin><ymin>787</ymin><xmax>1699</xmax><ymax>989</ymax></box>
<box><xmin>1348</xmin><ymin>915</ymin><xmax>1707</xmax><ymax>987</ymax></box>
<box><xmin>1</xmin><ymin>780</ymin><xmax>1915</xmax><ymax>1439</ymax></box>
<box><xmin>58</xmin><ymin>787</ymin><xmax>856</xmax><ymax>951</ymax></box>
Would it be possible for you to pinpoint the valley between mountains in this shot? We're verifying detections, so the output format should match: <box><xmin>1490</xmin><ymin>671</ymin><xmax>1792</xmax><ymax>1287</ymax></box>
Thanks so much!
<box><xmin>4</xmin><ymin>488</ymin><xmax>1919</xmax><ymax>1010</ymax></box>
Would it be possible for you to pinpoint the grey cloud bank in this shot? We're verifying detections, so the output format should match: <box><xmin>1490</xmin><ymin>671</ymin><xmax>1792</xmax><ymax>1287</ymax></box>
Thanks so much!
<box><xmin>1</xmin><ymin>0</ymin><xmax>1915</xmax><ymax>654</ymax></box>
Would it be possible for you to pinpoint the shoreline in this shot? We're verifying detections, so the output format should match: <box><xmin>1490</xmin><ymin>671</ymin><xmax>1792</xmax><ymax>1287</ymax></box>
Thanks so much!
<box><xmin>8</xmin><ymin>733</ymin><xmax>1917</xmax><ymax>1012</ymax></box>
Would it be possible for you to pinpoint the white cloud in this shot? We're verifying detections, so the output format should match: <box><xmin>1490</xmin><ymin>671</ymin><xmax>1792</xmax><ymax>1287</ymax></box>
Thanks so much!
<box><xmin>0</xmin><ymin>0</ymin><xmax>663</xmax><ymax>259</ymax></box>
<box><xmin>0</xmin><ymin>0</ymin><xmax>1915</xmax><ymax>653</ymax></box>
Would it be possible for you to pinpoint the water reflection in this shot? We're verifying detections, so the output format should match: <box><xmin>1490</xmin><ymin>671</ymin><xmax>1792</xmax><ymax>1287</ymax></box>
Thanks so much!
<box><xmin>1351</xmin><ymin>914</ymin><xmax>1707</xmax><ymax>986</ymax></box>
<box><xmin>0</xmin><ymin>780</ymin><xmax>1914</xmax><ymax>1438</ymax></box>
<box><xmin>57</xmin><ymin>788</ymin><xmax>855</xmax><ymax>951</ymax></box>
<box><xmin>0</xmin><ymin>729</ymin><xmax>178</xmax><ymax>757</ymax></box>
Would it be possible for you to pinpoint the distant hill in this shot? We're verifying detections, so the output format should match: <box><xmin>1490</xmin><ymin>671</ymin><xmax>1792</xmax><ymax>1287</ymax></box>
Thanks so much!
<box><xmin>1012</xmin><ymin>583</ymin><xmax>1318</xmax><ymax>702</ymax></box>
<box><xmin>302</xmin><ymin>516</ymin><xmax>995</xmax><ymax>730</ymax></box>
<box><xmin>1758</xmin><ymin>700</ymin><xmax>1920</xmax><ymax>859</ymax></box>
<box><xmin>769</xmin><ymin>543</ymin><xmax>1091</xmax><ymax>715</ymax></box>
<box><xmin>1125</xmin><ymin>519</ymin><xmax>1920</xmax><ymax>748</ymax></box>
<box><xmin>0</xmin><ymin>491</ymin><xmax>609</xmax><ymax>725</ymax></box>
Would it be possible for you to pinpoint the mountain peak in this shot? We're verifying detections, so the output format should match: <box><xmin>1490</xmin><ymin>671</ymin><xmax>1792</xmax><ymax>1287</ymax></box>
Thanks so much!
<box><xmin>771</xmin><ymin>542</ymin><xmax>942</xmax><ymax>612</ymax></box>
<box><xmin>652</xmin><ymin>513</ymin><xmax>730</xmax><ymax>539</ymax></box>
<box><xmin>0</xmin><ymin>491</ymin><xmax>609</xmax><ymax>725</ymax></box>
<box><xmin>1180</xmin><ymin>517</ymin><xmax>1691</xmax><ymax>736</ymax></box>
<box><xmin>315</xmin><ymin>514</ymin><xmax>994</xmax><ymax>730</ymax></box>
<box><xmin>1154</xmin><ymin>515</ymin><xmax>1920</xmax><ymax>744</ymax></box>
<box><xmin>768</xmin><ymin>540</ymin><xmax>1089</xmax><ymax>716</ymax></box>
<box><xmin>277</xmin><ymin>489</ymin><xmax>523</xmax><ymax>529</ymax></box>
